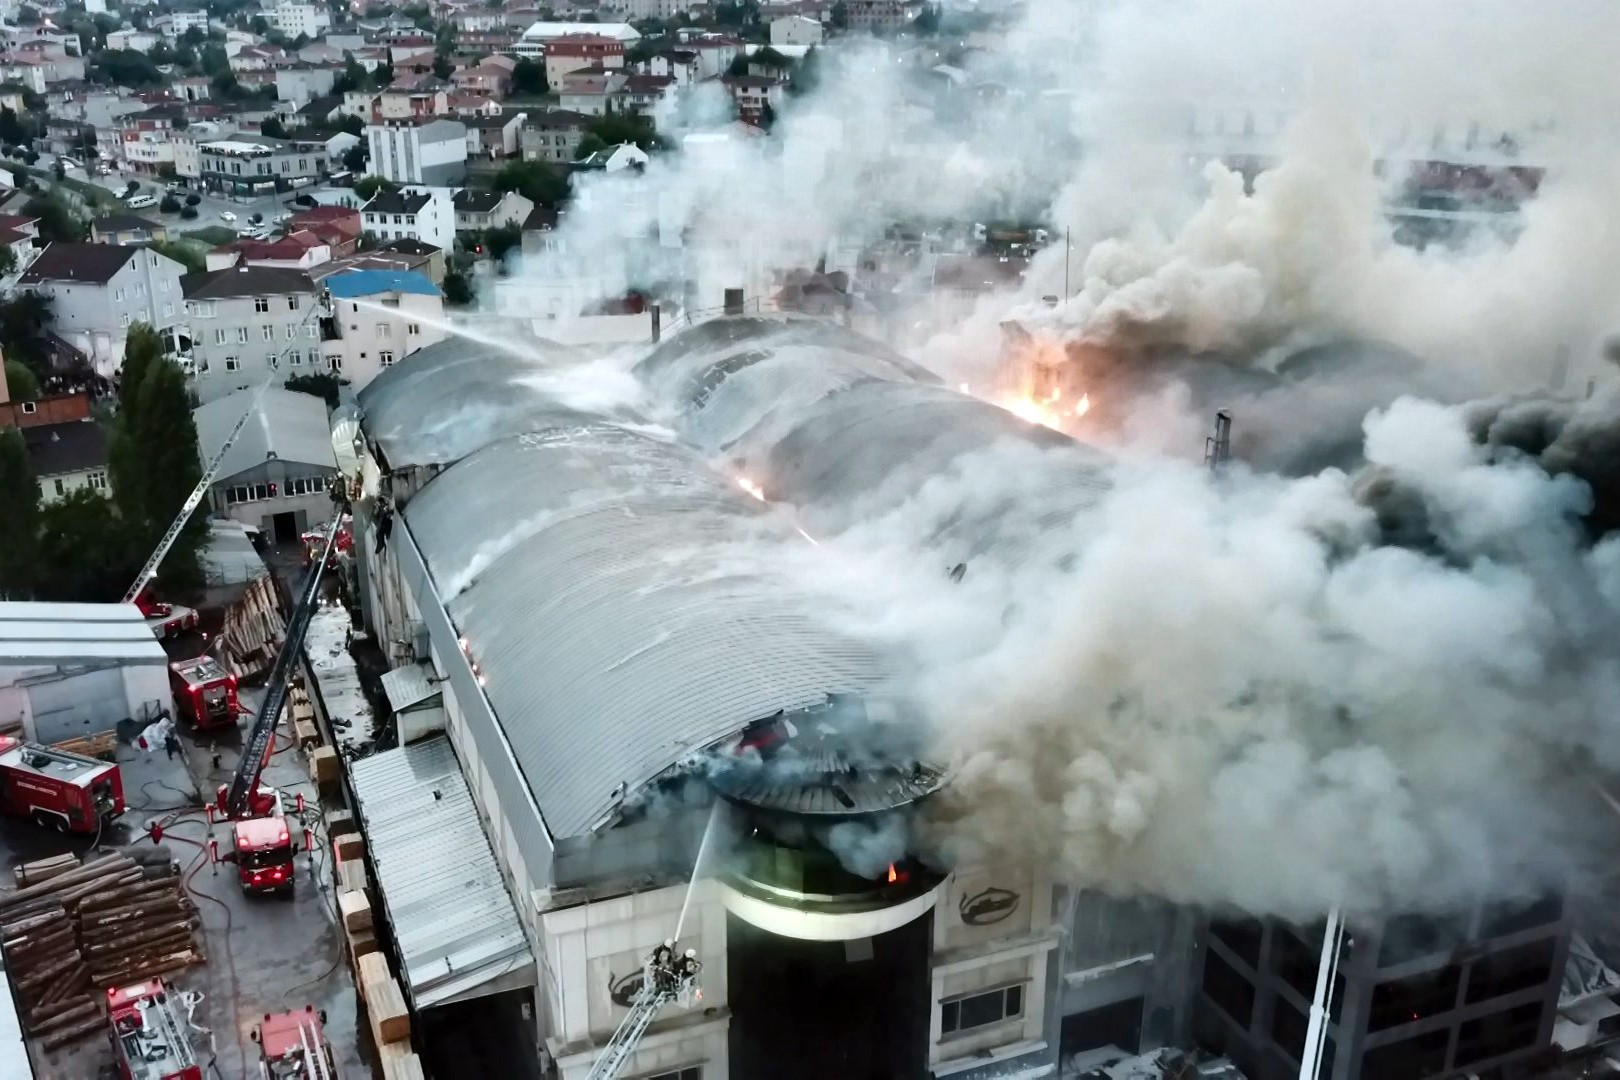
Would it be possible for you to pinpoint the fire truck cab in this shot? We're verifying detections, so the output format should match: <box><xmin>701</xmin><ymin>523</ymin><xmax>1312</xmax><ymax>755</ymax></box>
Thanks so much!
<box><xmin>213</xmin><ymin>783</ymin><xmax>301</xmax><ymax>895</ymax></box>
<box><xmin>108</xmin><ymin>978</ymin><xmax>203</xmax><ymax>1080</ymax></box>
<box><xmin>168</xmin><ymin>655</ymin><xmax>239</xmax><ymax>730</ymax></box>
<box><xmin>135</xmin><ymin>590</ymin><xmax>199</xmax><ymax>640</ymax></box>
<box><xmin>253</xmin><ymin>1005</ymin><xmax>335</xmax><ymax>1079</ymax></box>
<box><xmin>0</xmin><ymin>736</ymin><xmax>124</xmax><ymax>833</ymax></box>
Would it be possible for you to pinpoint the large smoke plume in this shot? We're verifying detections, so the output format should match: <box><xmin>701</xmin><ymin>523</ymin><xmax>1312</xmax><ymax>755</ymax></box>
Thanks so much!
<box><xmin>469</xmin><ymin>0</ymin><xmax>1620</xmax><ymax>919</ymax></box>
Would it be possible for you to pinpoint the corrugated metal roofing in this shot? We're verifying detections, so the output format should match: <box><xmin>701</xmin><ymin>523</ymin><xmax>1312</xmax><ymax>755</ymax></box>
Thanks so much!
<box><xmin>354</xmin><ymin>336</ymin><xmax>596</xmax><ymax>468</ymax></box>
<box><xmin>403</xmin><ymin>422</ymin><xmax>887</xmax><ymax>839</ymax></box>
<box><xmin>193</xmin><ymin>387</ymin><xmax>339</xmax><ymax>480</ymax></box>
<box><xmin>380</xmin><ymin>664</ymin><xmax>441</xmax><ymax>712</ymax></box>
<box><xmin>0</xmin><ymin>602</ymin><xmax>167</xmax><ymax>666</ymax></box>
<box><xmin>350</xmin><ymin>736</ymin><xmax>534</xmax><ymax>1009</ymax></box>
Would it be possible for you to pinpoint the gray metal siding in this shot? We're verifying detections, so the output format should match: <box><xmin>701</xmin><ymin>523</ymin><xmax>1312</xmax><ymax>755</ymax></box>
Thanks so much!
<box><xmin>28</xmin><ymin>667</ymin><xmax>128</xmax><ymax>742</ymax></box>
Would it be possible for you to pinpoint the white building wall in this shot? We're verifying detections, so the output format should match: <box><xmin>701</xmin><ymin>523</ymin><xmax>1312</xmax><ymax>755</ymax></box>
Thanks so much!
<box><xmin>36</xmin><ymin>465</ymin><xmax>108</xmax><ymax>504</ymax></box>
<box><xmin>366</xmin><ymin>124</ymin><xmax>468</xmax><ymax>185</ymax></box>
<box><xmin>186</xmin><ymin>289</ymin><xmax>320</xmax><ymax>403</ymax></box>
<box><xmin>770</xmin><ymin>15</ymin><xmax>823</xmax><ymax>46</ymax></box>
<box><xmin>35</xmin><ymin>249</ymin><xmax>185</xmax><ymax>376</ymax></box>
<box><xmin>270</xmin><ymin>2</ymin><xmax>330</xmax><ymax>38</ymax></box>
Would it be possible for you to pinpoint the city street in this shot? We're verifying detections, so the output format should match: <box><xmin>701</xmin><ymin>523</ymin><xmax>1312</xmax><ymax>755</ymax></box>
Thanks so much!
<box><xmin>32</xmin><ymin>151</ymin><xmax>311</xmax><ymax>237</ymax></box>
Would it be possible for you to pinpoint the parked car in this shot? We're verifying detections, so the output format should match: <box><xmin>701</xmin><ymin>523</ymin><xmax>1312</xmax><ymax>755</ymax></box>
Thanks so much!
<box><xmin>220</xmin><ymin>211</ymin><xmax>237</xmax><ymax>222</ymax></box>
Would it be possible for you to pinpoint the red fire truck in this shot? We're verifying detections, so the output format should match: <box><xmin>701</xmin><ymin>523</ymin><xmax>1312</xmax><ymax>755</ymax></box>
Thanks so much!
<box><xmin>252</xmin><ymin>1005</ymin><xmax>335</xmax><ymax>1079</ymax></box>
<box><xmin>0</xmin><ymin>736</ymin><xmax>124</xmax><ymax>833</ymax></box>
<box><xmin>108</xmin><ymin>978</ymin><xmax>203</xmax><ymax>1080</ymax></box>
<box><xmin>223</xmin><ymin>811</ymin><xmax>300</xmax><ymax>895</ymax></box>
<box><xmin>168</xmin><ymin>655</ymin><xmax>240</xmax><ymax>730</ymax></box>
<box><xmin>135</xmin><ymin>588</ymin><xmax>200</xmax><ymax>640</ymax></box>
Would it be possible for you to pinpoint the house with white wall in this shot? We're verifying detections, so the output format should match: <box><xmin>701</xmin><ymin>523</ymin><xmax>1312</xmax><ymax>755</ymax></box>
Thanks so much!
<box><xmin>18</xmin><ymin>244</ymin><xmax>186</xmax><ymax>376</ymax></box>
<box><xmin>359</xmin><ymin>187</ymin><xmax>456</xmax><ymax>252</ymax></box>
<box><xmin>313</xmin><ymin>267</ymin><xmax>447</xmax><ymax>388</ymax></box>
<box><xmin>180</xmin><ymin>265</ymin><xmax>320</xmax><ymax>402</ymax></box>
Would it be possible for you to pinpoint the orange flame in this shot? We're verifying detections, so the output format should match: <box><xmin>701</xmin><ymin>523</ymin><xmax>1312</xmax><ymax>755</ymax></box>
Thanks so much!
<box><xmin>736</xmin><ymin>476</ymin><xmax>765</xmax><ymax>501</ymax></box>
<box><xmin>887</xmin><ymin>863</ymin><xmax>898</xmax><ymax>884</ymax></box>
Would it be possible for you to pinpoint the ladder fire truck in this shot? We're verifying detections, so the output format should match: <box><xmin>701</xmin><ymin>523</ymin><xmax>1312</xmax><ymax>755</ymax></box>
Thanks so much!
<box><xmin>107</xmin><ymin>978</ymin><xmax>203</xmax><ymax>1080</ymax></box>
<box><xmin>585</xmin><ymin>944</ymin><xmax>703</xmax><ymax>1080</ymax></box>
<box><xmin>209</xmin><ymin>517</ymin><xmax>339</xmax><ymax>895</ymax></box>
<box><xmin>252</xmin><ymin>1005</ymin><xmax>336</xmax><ymax>1079</ymax></box>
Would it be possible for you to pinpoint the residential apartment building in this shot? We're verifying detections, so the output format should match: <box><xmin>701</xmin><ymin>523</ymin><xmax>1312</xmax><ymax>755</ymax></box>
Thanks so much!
<box><xmin>520</xmin><ymin>110</ymin><xmax>591</xmax><ymax>164</ymax></box>
<box><xmin>117</xmin><ymin>111</ymin><xmax>180</xmax><ymax>175</ymax></box>
<box><xmin>90</xmin><ymin>214</ymin><xmax>167</xmax><ymax>246</ymax></box>
<box><xmin>465</xmin><ymin>113</ymin><xmax>525</xmax><ymax>160</ymax></box>
<box><xmin>167</xmin><ymin>11</ymin><xmax>211</xmax><ymax>37</ymax></box>
<box><xmin>315</xmin><ymin>268</ymin><xmax>447</xmax><ymax>388</ymax></box>
<box><xmin>514</xmin><ymin>20</ymin><xmax>640</xmax><ymax>59</ymax></box>
<box><xmin>543</xmin><ymin>33</ymin><xmax>625</xmax><ymax>86</ymax></box>
<box><xmin>558</xmin><ymin>70</ymin><xmax>626</xmax><ymax>117</ymax></box>
<box><xmin>606</xmin><ymin>0</ymin><xmax>704</xmax><ymax>17</ymax></box>
<box><xmin>375</xmin><ymin>78</ymin><xmax>449</xmax><ymax>121</ymax></box>
<box><xmin>22</xmin><ymin>420</ymin><xmax>110</xmax><ymax>504</ymax></box>
<box><xmin>846</xmin><ymin>0</ymin><xmax>915</xmax><ymax>32</ymax></box>
<box><xmin>643</xmin><ymin>50</ymin><xmax>701</xmax><ymax>85</ymax></box>
<box><xmin>180</xmin><ymin>265</ymin><xmax>321</xmax><ymax>403</ymax></box>
<box><xmin>17</xmin><ymin>244</ymin><xmax>186</xmax><ymax>376</ymax></box>
<box><xmin>360</xmin><ymin>187</ymin><xmax>456</xmax><ymax>251</ymax></box>
<box><xmin>198</xmin><ymin>135</ymin><xmax>330</xmax><ymax>196</ymax></box>
<box><xmin>723</xmin><ymin>75</ymin><xmax>785</xmax><ymax>124</ymax></box>
<box><xmin>771</xmin><ymin>14</ymin><xmax>824</xmax><ymax>46</ymax></box>
<box><xmin>268</xmin><ymin>1</ymin><xmax>330</xmax><ymax>39</ymax></box>
<box><xmin>275</xmin><ymin>64</ymin><xmax>338</xmax><ymax>104</ymax></box>
<box><xmin>451</xmin><ymin>190</ymin><xmax>534</xmax><ymax>235</ymax></box>
<box><xmin>0</xmin><ymin>61</ymin><xmax>44</xmax><ymax>94</ymax></box>
<box><xmin>366</xmin><ymin>120</ymin><xmax>468</xmax><ymax>185</ymax></box>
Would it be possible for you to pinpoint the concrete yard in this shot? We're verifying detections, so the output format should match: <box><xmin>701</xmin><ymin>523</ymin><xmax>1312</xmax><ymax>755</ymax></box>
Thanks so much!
<box><xmin>0</xmin><ymin>685</ymin><xmax>369</xmax><ymax>1079</ymax></box>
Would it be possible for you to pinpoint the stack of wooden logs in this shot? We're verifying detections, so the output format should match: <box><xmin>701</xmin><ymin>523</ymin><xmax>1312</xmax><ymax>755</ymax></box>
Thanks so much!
<box><xmin>221</xmin><ymin>574</ymin><xmax>287</xmax><ymax>680</ymax></box>
<box><xmin>0</xmin><ymin>848</ymin><xmax>203</xmax><ymax>1049</ymax></box>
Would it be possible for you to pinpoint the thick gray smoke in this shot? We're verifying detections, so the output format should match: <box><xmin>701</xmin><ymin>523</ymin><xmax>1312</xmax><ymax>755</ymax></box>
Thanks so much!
<box><xmin>462</xmin><ymin>0</ymin><xmax>1620</xmax><ymax>919</ymax></box>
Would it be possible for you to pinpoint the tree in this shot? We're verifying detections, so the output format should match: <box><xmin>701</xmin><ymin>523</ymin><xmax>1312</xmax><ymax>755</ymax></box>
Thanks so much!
<box><xmin>432</xmin><ymin>53</ymin><xmax>454</xmax><ymax>81</ymax></box>
<box><xmin>5</xmin><ymin>358</ymin><xmax>37</xmax><ymax>399</ymax></box>
<box><xmin>353</xmin><ymin>175</ymin><xmax>397</xmax><ymax>201</ymax></box>
<box><xmin>124</xmin><ymin>180</ymin><xmax>139</xmax><ymax>197</ymax></box>
<box><xmin>342</xmin><ymin>143</ymin><xmax>366</xmax><ymax>173</ymax></box>
<box><xmin>94</xmin><ymin>49</ymin><xmax>165</xmax><ymax>88</ymax></box>
<box><xmin>483</xmin><ymin>224</ymin><xmax>520</xmax><ymax>262</ymax></box>
<box><xmin>52</xmin><ymin>159</ymin><xmax>65</xmax><ymax>181</ymax></box>
<box><xmin>26</xmin><ymin>196</ymin><xmax>86</xmax><ymax>243</ymax></box>
<box><xmin>370</xmin><ymin>62</ymin><xmax>394</xmax><ymax>89</ymax></box>
<box><xmin>831</xmin><ymin>1</ymin><xmax>848</xmax><ymax>29</ymax></box>
<box><xmin>493</xmin><ymin>159</ymin><xmax>570</xmax><ymax>208</ymax></box>
<box><xmin>335</xmin><ymin>113</ymin><xmax>365</xmax><ymax>136</ymax></box>
<box><xmin>586</xmin><ymin>113</ymin><xmax>658</xmax><ymax>152</ymax></box>
<box><xmin>511</xmin><ymin>57</ymin><xmax>546</xmax><ymax>96</ymax></box>
<box><xmin>787</xmin><ymin>46</ymin><xmax>821</xmax><ymax>98</ymax></box>
<box><xmin>573</xmin><ymin>132</ymin><xmax>607</xmax><ymax>161</ymax></box>
<box><xmin>0</xmin><ymin>291</ymin><xmax>54</xmax><ymax>373</ymax></box>
<box><xmin>261</xmin><ymin>115</ymin><xmax>287</xmax><ymax>139</ymax></box>
<box><xmin>34</xmin><ymin>488</ymin><xmax>130</xmax><ymax>603</ymax></box>
<box><xmin>185</xmin><ymin>193</ymin><xmax>201</xmax><ymax>206</ymax></box>
<box><xmin>726</xmin><ymin>53</ymin><xmax>749</xmax><ymax>78</ymax></box>
<box><xmin>111</xmin><ymin>333</ymin><xmax>207</xmax><ymax>592</ymax></box>
<box><xmin>179</xmin><ymin>206</ymin><xmax>199</xmax><ymax>219</ymax></box>
<box><xmin>334</xmin><ymin>52</ymin><xmax>367</xmax><ymax>95</ymax></box>
<box><xmin>159</xmin><ymin>195</ymin><xmax>181</xmax><ymax>214</ymax></box>
<box><xmin>285</xmin><ymin>372</ymin><xmax>345</xmax><ymax>408</ymax></box>
<box><xmin>0</xmin><ymin>106</ymin><xmax>26</xmax><ymax>147</ymax></box>
<box><xmin>442</xmin><ymin>270</ymin><xmax>473</xmax><ymax>306</ymax></box>
<box><xmin>0</xmin><ymin>245</ymin><xmax>14</xmax><ymax>277</ymax></box>
<box><xmin>0</xmin><ymin>427</ymin><xmax>39</xmax><ymax>598</ymax></box>
<box><xmin>151</xmin><ymin>241</ymin><xmax>203</xmax><ymax>274</ymax></box>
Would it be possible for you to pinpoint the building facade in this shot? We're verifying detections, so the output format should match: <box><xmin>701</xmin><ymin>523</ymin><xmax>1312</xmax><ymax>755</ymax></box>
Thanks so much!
<box><xmin>366</xmin><ymin>120</ymin><xmax>468</xmax><ymax>185</ymax></box>
<box><xmin>316</xmin><ymin>268</ymin><xmax>447</xmax><ymax>388</ymax></box>
<box><xmin>542</xmin><ymin>33</ymin><xmax>625</xmax><ymax>87</ymax></box>
<box><xmin>451</xmin><ymin>189</ymin><xmax>534</xmax><ymax>235</ymax></box>
<box><xmin>194</xmin><ymin>386</ymin><xmax>338</xmax><ymax>541</ymax></box>
<box><xmin>268</xmin><ymin>0</ymin><xmax>330</xmax><ymax>38</ymax></box>
<box><xmin>22</xmin><ymin>419</ymin><xmax>110</xmax><ymax>504</ymax></box>
<box><xmin>180</xmin><ymin>266</ymin><xmax>321</xmax><ymax>402</ymax></box>
<box><xmin>359</xmin><ymin>188</ymin><xmax>456</xmax><ymax>252</ymax></box>
<box><xmin>198</xmin><ymin>136</ymin><xmax>331</xmax><ymax>196</ymax></box>
<box><xmin>520</xmin><ymin>110</ymin><xmax>590</xmax><ymax>164</ymax></box>
<box><xmin>17</xmin><ymin>244</ymin><xmax>186</xmax><ymax>376</ymax></box>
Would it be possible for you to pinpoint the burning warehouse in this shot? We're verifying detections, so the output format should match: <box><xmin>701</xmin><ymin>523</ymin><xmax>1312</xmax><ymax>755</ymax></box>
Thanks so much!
<box><xmin>332</xmin><ymin>313</ymin><xmax>1586</xmax><ymax>1080</ymax></box>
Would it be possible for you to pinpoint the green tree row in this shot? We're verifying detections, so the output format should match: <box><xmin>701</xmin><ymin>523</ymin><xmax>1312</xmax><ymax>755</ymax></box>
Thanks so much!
<box><xmin>0</xmin><ymin>326</ymin><xmax>208</xmax><ymax>602</ymax></box>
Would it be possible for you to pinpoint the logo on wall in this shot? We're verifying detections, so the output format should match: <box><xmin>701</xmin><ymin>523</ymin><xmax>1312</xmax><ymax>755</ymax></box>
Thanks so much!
<box><xmin>608</xmin><ymin>968</ymin><xmax>646</xmax><ymax>1009</ymax></box>
<box><xmin>960</xmin><ymin>886</ymin><xmax>1020</xmax><ymax>927</ymax></box>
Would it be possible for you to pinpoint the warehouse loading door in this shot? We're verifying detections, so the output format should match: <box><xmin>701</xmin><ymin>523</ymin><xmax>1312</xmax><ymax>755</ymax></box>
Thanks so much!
<box><xmin>29</xmin><ymin>668</ymin><xmax>128</xmax><ymax>743</ymax></box>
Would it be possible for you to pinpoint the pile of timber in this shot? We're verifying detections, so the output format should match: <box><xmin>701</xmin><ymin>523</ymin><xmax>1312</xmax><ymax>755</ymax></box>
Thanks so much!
<box><xmin>221</xmin><ymin>574</ymin><xmax>286</xmax><ymax>680</ymax></box>
<box><xmin>0</xmin><ymin>848</ymin><xmax>203</xmax><ymax>1050</ymax></box>
<box><xmin>51</xmin><ymin>731</ymin><xmax>118</xmax><ymax>761</ymax></box>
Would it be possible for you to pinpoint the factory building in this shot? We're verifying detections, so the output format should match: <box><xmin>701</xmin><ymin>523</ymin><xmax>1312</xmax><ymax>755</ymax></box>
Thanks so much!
<box><xmin>334</xmin><ymin>314</ymin><xmax>1573</xmax><ymax>1080</ymax></box>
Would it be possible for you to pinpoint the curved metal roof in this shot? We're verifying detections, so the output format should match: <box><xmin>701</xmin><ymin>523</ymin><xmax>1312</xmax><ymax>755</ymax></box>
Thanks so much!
<box><xmin>638</xmin><ymin>316</ymin><xmax>1113</xmax><ymax>558</ymax></box>
<box><xmin>355</xmin><ymin>335</ymin><xmax>600</xmax><ymax>468</ymax></box>
<box><xmin>403</xmin><ymin>420</ymin><xmax>888</xmax><ymax>839</ymax></box>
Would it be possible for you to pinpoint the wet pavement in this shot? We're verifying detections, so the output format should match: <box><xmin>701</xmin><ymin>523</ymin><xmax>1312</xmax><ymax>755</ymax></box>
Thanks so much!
<box><xmin>3</xmin><ymin>689</ymin><xmax>369</xmax><ymax>1079</ymax></box>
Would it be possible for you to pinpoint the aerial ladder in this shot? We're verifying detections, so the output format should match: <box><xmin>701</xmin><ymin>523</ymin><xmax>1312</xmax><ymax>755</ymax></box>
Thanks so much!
<box><xmin>120</xmin><ymin>293</ymin><xmax>334</xmax><ymax>608</ymax></box>
<box><xmin>207</xmin><ymin>514</ymin><xmax>343</xmax><ymax>893</ymax></box>
<box><xmin>585</xmin><ymin>944</ymin><xmax>704</xmax><ymax>1080</ymax></box>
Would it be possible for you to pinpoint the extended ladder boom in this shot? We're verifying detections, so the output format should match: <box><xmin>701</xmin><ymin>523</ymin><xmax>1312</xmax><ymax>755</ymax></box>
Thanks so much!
<box><xmin>224</xmin><ymin>515</ymin><xmax>339</xmax><ymax>818</ymax></box>
<box><xmin>586</xmin><ymin>952</ymin><xmax>701</xmax><ymax>1080</ymax></box>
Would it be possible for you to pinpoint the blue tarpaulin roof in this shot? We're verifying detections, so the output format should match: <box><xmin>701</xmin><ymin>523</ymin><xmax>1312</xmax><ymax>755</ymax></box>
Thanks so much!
<box><xmin>324</xmin><ymin>269</ymin><xmax>440</xmax><ymax>299</ymax></box>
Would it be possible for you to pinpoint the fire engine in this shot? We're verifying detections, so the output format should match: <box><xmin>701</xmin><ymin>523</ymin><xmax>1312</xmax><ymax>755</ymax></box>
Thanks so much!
<box><xmin>0</xmin><ymin>736</ymin><xmax>124</xmax><ymax>833</ymax></box>
<box><xmin>300</xmin><ymin>516</ymin><xmax>352</xmax><ymax>567</ymax></box>
<box><xmin>107</xmin><ymin>978</ymin><xmax>203</xmax><ymax>1080</ymax></box>
<box><xmin>210</xmin><ymin>517</ymin><xmax>339</xmax><ymax>896</ymax></box>
<box><xmin>252</xmin><ymin>1006</ymin><xmax>336</xmax><ymax>1079</ymax></box>
<box><xmin>135</xmin><ymin>588</ymin><xmax>200</xmax><ymax>640</ymax></box>
<box><xmin>168</xmin><ymin>655</ymin><xmax>240</xmax><ymax>730</ymax></box>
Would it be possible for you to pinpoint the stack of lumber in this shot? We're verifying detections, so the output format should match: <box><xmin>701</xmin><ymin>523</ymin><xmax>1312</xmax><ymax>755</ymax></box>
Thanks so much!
<box><xmin>51</xmin><ymin>731</ymin><xmax>118</xmax><ymax>761</ymax></box>
<box><xmin>356</xmin><ymin>951</ymin><xmax>411</xmax><ymax>1048</ymax></box>
<box><xmin>290</xmin><ymin>682</ymin><xmax>321</xmax><ymax>749</ymax></box>
<box><xmin>0</xmin><ymin>848</ymin><xmax>203</xmax><ymax>1049</ymax></box>
<box><xmin>221</xmin><ymin>575</ymin><xmax>286</xmax><ymax>680</ymax></box>
<box><xmin>14</xmin><ymin>854</ymin><xmax>76</xmax><ymax>889</ymax></box>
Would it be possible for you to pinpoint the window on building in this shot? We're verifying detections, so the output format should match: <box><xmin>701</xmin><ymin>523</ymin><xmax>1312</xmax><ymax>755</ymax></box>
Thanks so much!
<box><xmin>376</xmin><ymin>322</ymin><xmax>390</xmax><ymax>338</ymax></box>
<box><xmin>267</xmin><ymin>352</ymin><xmax>279</xmax><ymax>370</ymax></box>
<box><xmin>1360</xmin><ymin>1028</ymin><xmax>1450</xmax><ymax>1080</ymax></box>
<box><xmin>53</xmin><ymin>477</ymin><xmax>64</xmax><ymax>496</ymax></box>
<box><xmin>254</xmin><ymin>297</ymin><xmax>270</xmax><ymax>313</ymax></box>
<box><xmin>120</xmin><ymin>312</ymin><xmax>130</xmax><ymax>327</ymax></box>
<box><xmin>1270</xmin><ymin>996</ymin><xmax>1309</xmax><ymax>1064</ymax></box>
<box><xmin>225</xmin><ymin>356</ymin><xmax>239</xmax><ymax>371</ymax></box>
<box><xmin>19</xmin><ymin>401</ymin><xmax>35</xmax><ymax>415</ymax></box>
<box><xmin>215</xmin><ymin>328</ymin><xmax>227</xmax><ymax>345</ymax></box>
<box><xmin>1200</xmin><ymin>949</ymin><xmax>1255</xmax><ymax>1029</ymax></box>
<box><xmin>287</xmin><ymin>350</ymin><xmax>301</xmax><ymax>366</ymax></box>
<box><xmin>287</xmin><ymin>295</ymin><xmax>299</xmax><ymax>310</ymax></box>
<box><xmin>88</xmin><ymin>471</ymin><xmax>107</xmax><ymax>490</ymax></box>
<box><xmin>160</xmin><ymin>279</ymin><xmax>169</xmax><ymax>292</ymax></box>
<box><xmin>1464</xmin><ymin>938</ymin><xmax>1557</xmax><ymax>1005</ymax></box>
<box><xmin>114</xmin><ymin>288</ymin><xmax>124</xmax><ymax>301</ymax></box>
<box><xmin>1454</xmin><ymin>1000</ymin><xmax>1543</xmax><ymax>1066</ymax></box>
<box><xmin>163</xmin><ymin>303</ymin><xmax>173</xmax><ymax>317</ymax></box>
<box><xmin>408</xmin><ymin>323</ymin><xmax>420</xmax><ymax>335</ymax></box>
<box><xmin>1378</xmin><ymin>915</ymin><xmax>1469</xmax><ymax>969</ymax></box>
<box><xmin>1480</xmin><ymin>894</ymin><xmax>1562</xmax><ymax>940</ymax></box>
<box><xmin>199</xmin><ymin>359</ymin><xmax>210</xmax><ymax>373</ymax></box>
<box><xmin>262</xmin><ymin>325</ymin><xmax>274</xmax><ymax>341</ymax></box>
<box><xmin>327</xmin><ymin>355</ymin><xmax>342</xmax><ymax>372</ymax></box>
<box><xmin>1367</xmin><ymin>965</ymin><xmax>1462</xmax><ymax>1031</ymax></box>
<box><xmin>941</xmin><ymin>984</ymin><xmax>1024</xmax><ymax>1038</ymax></box>
<box><xmin>283</xmin><ymin>324</ymin><xmax>296</xmax><ymax>340</ymax></box>
<box><xmin>1273</xmin><ymin>923</ymin><xmax>1342</xmax><ymax>1012</ymax></box>
<box><xmin>134</xmin><ymin>283</ymin><xmax>145</xmax><ymax>297</ymax></box>
<box><xmin>252</xmin><ymin>483</ymin><xmax>268</xmax><ymax>500</ymax></box>
<box><xmin>237</xmin><ymin>326</ymin><xmax>249</xmax><ymax>344</ymax></box>
<box><xmin>1209</xmin><ymin>919</ymin><xmax>1263</xmax><ymax>971</ymax></box>
<box><xmin>393</xmin><ymin>214</ymin><xmax>402</xmax><ymax>224</ymax></box>
<box><xmin>379</xmin><ymin>350</ymin><xmax>394</xmax><ymax>367</ymax></box>
<box><xmin>305</xmin><ymin>324</ymin><xmax>317</xmax><ymax>339</ymax></box>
